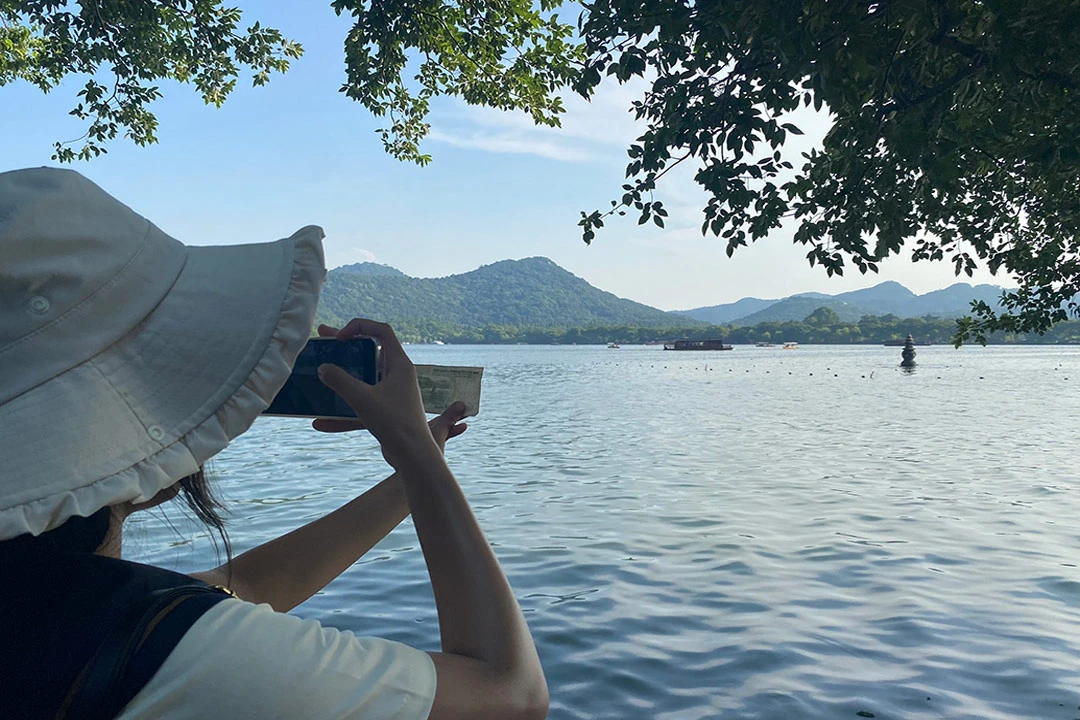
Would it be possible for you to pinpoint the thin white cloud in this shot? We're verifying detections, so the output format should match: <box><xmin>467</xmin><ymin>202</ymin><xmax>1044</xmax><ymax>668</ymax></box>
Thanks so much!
<box><xmin>428</xmin><ymin>78</ymin><xmax>650</xmax><ymax>163</ymax></box>
<box><xmin>427</xmin><ymin>128</ymin><xmax>598</xmax><ymax>162</ymax></box>
<box><xmin>427</xmin><ymin>81</ymin><xmax>833</xmax><ymax>245</ymax></box>
<box><xmin>426</xmin><ymin>77</ymin><xmax>833</xmax><ymax>173</ymax></box>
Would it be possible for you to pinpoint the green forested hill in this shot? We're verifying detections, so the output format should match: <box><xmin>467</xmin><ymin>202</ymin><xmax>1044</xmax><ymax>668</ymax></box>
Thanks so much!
<box><xmin>317</xmin><ymin>257</ymin><xmax>698</xmax><ymax>335</ymax></box>
<box><xmin>334</xmin><ymin>261</ymin><xmax>408</xmax><ymax>278</ymax></box>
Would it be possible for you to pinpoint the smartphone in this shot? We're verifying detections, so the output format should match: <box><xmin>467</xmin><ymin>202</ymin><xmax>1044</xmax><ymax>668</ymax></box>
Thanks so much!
<box><xmin>263</xmin><ymin>338</ymin><xmax>380</xmax><ymax>419</ymax></box>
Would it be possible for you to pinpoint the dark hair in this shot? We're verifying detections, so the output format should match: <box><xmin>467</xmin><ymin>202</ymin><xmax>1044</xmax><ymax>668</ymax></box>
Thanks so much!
<box><xmin>177</xmin><ymin>467</ymin><xmax>231</xmax><ymax>561</ymax></box>
<box><xmin>0</xmin><ymin>468</ymin><xmax>230</xmax><ymax>559</ymax></box>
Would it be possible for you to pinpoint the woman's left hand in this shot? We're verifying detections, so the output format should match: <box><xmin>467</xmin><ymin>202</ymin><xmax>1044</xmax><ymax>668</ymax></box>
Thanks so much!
<box><xmin>310</xmin><ymin>325</ymin><xmax>468</xmax><ymax>452</ymax></box>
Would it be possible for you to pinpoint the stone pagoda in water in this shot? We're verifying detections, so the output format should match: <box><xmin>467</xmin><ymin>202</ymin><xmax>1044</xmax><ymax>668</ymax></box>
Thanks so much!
<box><xmin>900</xmin><ymin>334</ymin><xmax>917</xmax><ymax>368</ymax></box>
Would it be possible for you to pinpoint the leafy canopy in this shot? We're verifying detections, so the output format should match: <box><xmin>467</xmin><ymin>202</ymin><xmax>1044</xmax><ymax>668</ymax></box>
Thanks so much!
<box><xmin>0</xmin><ymin>1</ymin><xmax>302</xmax><ymax>161</ymax></box>
<box><xmin>5</xmin><ymin>1</ymin><xmax>1079</xmax><ymax>344</ymax></box>
<box><xmin>332</xmin><ymin>0</ymin><xmax>581</xmax><ymax>164</ymax></box>
<box><xmin>568</xmin><ymin>0</ymin><xmax>1080</xmax><ymax>345</ymax></box>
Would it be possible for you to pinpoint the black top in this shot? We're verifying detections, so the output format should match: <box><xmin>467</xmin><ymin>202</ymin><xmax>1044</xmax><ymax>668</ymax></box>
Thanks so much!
<box><xmin>0</xmin><ymin>552</ymin><xmax>230</xmax><ymax>720</ymax></box>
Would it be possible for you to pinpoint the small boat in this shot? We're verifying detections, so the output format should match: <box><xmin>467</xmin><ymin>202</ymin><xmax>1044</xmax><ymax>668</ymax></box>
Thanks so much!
<box><xmin>782</xmin><ymin>342</ymin><xmax>799</xmax><ymax>350</ymax></box>
<box><xmin>663</xmin><ymin>339</ymin><xmax>733</xmax><ymax>351</ymax></box>
<box><xmin>755</xmin><ymin>342</ymin><xmax>776</xmax><ymax>347</ymax></box>
<box><xmin>608</xmin><ymin>342</ymin><xmax>620</xmax><ymax>349</ymax></box>
<box><xmin>432</xmin><ymin>340</ymin><xmax>445</xmax><ymax>345</ymax></box>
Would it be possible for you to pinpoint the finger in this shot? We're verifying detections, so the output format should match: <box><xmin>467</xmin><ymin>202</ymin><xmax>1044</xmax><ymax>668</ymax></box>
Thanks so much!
<box><xmin>447</xmin><ymin>422</ymin><xmax>468</xmax><ymax>440</ymax></box>
<box><xmin>439</xmin><ymin>401</ymin><xmax>467</xmax><ymax>423</ymax></box>
<box><xmin>428</xmin><ymin>402</ymin><xmax>466</xmax><ymax>442</ymax></box>
<box><xmin>312</xmin><ymin>418</ymin><xmax>367</xmax><ymax>433</ymax></box>
<box><xmin>317</xmin><ymin>324</ymin><xmax>340</xmax><ymax>338</ymax></box>
<box><xmin>427</xmin><ymin>401</ymin><xmax>466</xmax><ymax>433</ymax></box>
<box><xmin>336</xmin><ymin>319</ymin><xmax>407</xmax><ymax>362</ymax></box>
<box><xmin>317</xmin><ymin>363</ymin><xmax>371</xmax><ymax>408</ymax></box>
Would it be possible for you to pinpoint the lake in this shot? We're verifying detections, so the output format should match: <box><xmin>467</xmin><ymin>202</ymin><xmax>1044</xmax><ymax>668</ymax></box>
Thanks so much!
<box><xmin>128</xmin><ymin>344</ymin><xmax>1080</xmax><ymax>719</ymax></box>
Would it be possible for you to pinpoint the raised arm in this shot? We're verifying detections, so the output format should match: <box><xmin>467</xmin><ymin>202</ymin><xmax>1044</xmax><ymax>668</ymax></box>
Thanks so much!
<box><xmin>318</xmin><ymin>319</ymin><xmax>548</xmax><ymax>720</ymax></box>
<box><xmin>190</xmin><ymin>472</ymin><xmax>406</xmax><ymax>610</ymax></box>
<box><xmin>190</xmin><ymin>404</ymin><xmax>463</xmax><ymax>611</ymax></box>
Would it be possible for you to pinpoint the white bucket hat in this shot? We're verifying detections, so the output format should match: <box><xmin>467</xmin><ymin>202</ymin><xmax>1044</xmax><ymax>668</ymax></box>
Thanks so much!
<box><xmin>0</xmin><ymin>168</ymin><xmax>326</xmax><ymax>540</ymax></box>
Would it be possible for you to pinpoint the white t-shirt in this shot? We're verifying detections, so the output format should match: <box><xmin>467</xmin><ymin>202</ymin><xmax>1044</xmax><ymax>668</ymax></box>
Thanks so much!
<box><xmin>117</xmin><ymin>598</ymin><xmax>437</xmax><ymax>720</ymax></box>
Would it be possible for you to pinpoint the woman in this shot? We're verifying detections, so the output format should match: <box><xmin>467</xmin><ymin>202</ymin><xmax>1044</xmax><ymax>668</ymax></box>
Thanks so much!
<box><xmin>0</xmin><ymin>168</ymin><xmax>548</xmax><ymax>719</ymax></box>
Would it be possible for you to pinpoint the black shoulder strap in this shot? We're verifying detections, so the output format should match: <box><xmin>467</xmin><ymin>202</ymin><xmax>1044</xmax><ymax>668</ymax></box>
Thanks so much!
<box><xmin>59</xmin><ymin>585</ymin><xmax>231</xmax><ymax>720</ymax></box>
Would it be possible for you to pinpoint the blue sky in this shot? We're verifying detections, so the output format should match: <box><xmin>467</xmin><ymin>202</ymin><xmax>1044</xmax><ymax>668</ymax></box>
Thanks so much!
<box><xmin>1</xmin><ymin>1</ymin><xmax>1003</xmax><ymax>311</ymax></box>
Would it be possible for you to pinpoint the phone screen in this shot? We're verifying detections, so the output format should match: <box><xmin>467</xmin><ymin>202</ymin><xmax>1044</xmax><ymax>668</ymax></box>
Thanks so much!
<box><xmin>263</xmin><ymin>338</ymin><xmax>380</xmax><ymax>418</ymax></box>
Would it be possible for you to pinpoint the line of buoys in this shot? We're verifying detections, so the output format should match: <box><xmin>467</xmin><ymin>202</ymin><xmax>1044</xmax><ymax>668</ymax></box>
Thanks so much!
<box><xmin>626</xmin><ymin>364</ymin><xmax>1003</xmax><ymax>380</ymax></box>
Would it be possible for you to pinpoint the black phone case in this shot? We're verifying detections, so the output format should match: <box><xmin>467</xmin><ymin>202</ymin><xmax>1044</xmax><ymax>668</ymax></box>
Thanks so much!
<box><xmin>263</xmin><ymin>338</ymin><xmax>380</xmax><ymax>418</ymax></box>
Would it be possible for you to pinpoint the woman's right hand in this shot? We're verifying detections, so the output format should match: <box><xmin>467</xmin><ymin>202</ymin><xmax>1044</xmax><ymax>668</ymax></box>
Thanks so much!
<box><xmin>316</xmin><ymin>319</ymin><xmax>446</xmax><ymax>468</ymax></box>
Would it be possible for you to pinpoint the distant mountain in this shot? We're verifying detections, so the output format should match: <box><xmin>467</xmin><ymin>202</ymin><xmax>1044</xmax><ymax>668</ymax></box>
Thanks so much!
<box><xmin>334</xmin><ymin>261</ymin><xmax>408</xmax><ymax>278</ymax></box>
<box><xmin>910</xmin><ymin>283</ymin><xmax>1006</xmax><ymax>316</ymax></box>
<box><xmin>681</xmin><ymin>280</ymin><xmax>1008</xmax><ymax>324</ymax></box>
<box><xmin>676</xmin><ymin>297</ymin><xmax>778</xmax><ymax>324</ymax></box>
<box><xmin>830</xmin><ymin>280</ymin><xmax>916</xmax><ymax>313</ymax></box>
<box><xmin>736</xmin><ymin>296</ymin><xmax>873</xmax><ymax>325</ymax></box>
<box><xmin>318</xmin><ymin>257</ymin><xmax>701</xmax><ymax>330</ymax></box>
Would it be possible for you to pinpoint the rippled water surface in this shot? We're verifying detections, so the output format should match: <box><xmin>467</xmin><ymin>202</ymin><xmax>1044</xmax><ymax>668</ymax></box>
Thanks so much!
<box><xmin>130</xmin><ymin>344</ymin><xmax>1080</xmax><ymax>719</ymax></box>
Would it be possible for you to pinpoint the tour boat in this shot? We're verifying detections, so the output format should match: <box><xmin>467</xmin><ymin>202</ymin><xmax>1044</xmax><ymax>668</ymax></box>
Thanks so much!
<box><xmin>663</xmin><ymin>339</ymin><xmax>733</xmax><ymax>351</ymax></box>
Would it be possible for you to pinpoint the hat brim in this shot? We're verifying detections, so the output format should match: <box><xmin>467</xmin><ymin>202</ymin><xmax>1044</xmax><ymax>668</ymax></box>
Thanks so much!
<box><xmin>0</xmin><ymin>226</ymin><xmax>325</xmax><ymax>539</ymax></box>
